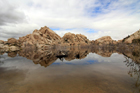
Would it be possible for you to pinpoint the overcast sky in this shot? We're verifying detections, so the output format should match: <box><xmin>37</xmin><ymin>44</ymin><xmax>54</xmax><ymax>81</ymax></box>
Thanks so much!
<box><xmin>0</xmin><ymin>0</ymin><xmax>140</xmax><ymax>41</ymax></box>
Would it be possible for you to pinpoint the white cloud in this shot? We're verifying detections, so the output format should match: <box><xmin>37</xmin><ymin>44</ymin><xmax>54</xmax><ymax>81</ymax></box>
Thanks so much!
<box><xmin>0</xmin><ymin>23</ymin><xmax>39</xmax><ymax>40</ymax></box>
<box><xmin>0</xmin><ymin>0</ymin><xmax>26</xmax><ymax>25</ymax></box>
<box><xmin>0</xmin><ymin>0</ymin><xmax>140</xmax><ymax>41</ymax></box>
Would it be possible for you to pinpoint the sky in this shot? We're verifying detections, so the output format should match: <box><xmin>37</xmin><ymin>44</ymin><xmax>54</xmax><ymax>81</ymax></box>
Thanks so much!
<box><xmin>0</xmin><ymin>0</ymin><xmax>140</xmax><ymax>41</ymax></box>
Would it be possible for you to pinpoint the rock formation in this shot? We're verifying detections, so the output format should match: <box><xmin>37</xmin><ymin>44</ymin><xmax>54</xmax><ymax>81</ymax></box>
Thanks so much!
<box><xmin>0</xmin><ymin>26</ymin><xmax>140</xmax><ymax>52</ymax></box>
<box><xmin>62</xmin><ymin>32</ymin><xmax>90</xmax><ymax>46</ymax></box>
<box><xmin>0</xmin><ymin>38</ymin><xmax>20</xmax><ymax>51</ymax></box>
<box><xmin>94</xmin><ymin>36</ymin><xmax>113</xmax><ymax>45</ymax></box>
<box><xmin>19</xmin><ymin>26</ymin><xmax>61</xmax><ymax>48</ymax></box>
<box><xmin>0</xmin><ymin>26</ymin><xmax>91</xmax><ymax>51</ymax></box>
<box><xmin>7</xmin><ymin>38</ymin><xmax>18</xmax><ymax>45</ymax></box>
<box><xmin>122</xmin><ymin>29</ymin><xmax>140</xmax><ymax>43</ymax></box>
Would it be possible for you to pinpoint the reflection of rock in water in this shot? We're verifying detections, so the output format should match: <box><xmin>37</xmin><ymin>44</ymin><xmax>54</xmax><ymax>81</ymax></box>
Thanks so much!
<box><xmin>63</xmin><ymin>47</ymin><xmax>90</xmax><ymax>61</ymax></box>
<box><xmin>124</xmin><ymin>56</ymin><xmax>140</xmax><ymax>90</ymax></box>
<box><xmin>17</xmin><ymin>47</ymin><xmax>91</xmax><ymax>67</ymax></box>
<box><xmin>95</xmin><ymin>49</ymin><xmax>113</xmax><ymax>57</ymax></box>
<box><xmin>16</xmin><ymin>46</ymin><xmax>123</xmax><ymax>67</ymax></box>
<box><xmin>1</xmin><ymin>45</ymin><xmax>139</xmax><ymax>67</ymax></box>
<box><xmin>0</xmin><ymin>50</ymin><xmax>5</xmax><ymax>55</ymax></box>
<box><xmin>18</xmin><ymin>48</ymin><xmax>58</xmax><ymax>67</ymax></box>
<box><xmin>33</xmin><ymin>51</ymin><xmax>58</xmax><ymax>67</ymax></box>
<box><xmin>91</xmin><ymin>46</ymin><xmax>119</xmax><ymax>57</ymax></box>
<box><xmin>123</xmin><ymin>51</ymin><xmax>140</xmax><ymax>63</ymax></box>
<box><xmin>8</xmin><ymin>51</ymin><xmax>17</xmax><ymax>57</ymax></box>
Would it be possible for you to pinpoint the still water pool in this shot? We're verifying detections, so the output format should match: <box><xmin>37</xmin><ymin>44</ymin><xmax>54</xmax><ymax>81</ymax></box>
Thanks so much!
<box><xmin>0</xmin><ymin>48</ymin><xmax>140</xmax><ymax>93</ymax></box>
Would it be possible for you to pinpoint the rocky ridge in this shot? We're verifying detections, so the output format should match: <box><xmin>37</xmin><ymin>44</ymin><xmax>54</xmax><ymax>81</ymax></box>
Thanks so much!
<box><xmin>19</xmin><ymin>26</ymin><xmax>61</xmax><ymax>48</ymax></box>
<box><xmin>0</xmin><ymin>26</ymin><xmax>140</xmax><ymax>51</ymax></box>
<box><xmin>122</xmin><ymin>29</ymin><xmax>140</xmax><ymax>43</ymax></box>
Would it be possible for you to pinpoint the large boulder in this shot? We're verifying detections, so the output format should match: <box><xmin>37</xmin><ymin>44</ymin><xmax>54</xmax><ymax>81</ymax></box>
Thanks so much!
<box><xmin>62</xmin><ymin>32</ymin><xmax>90</xmax><ymax>45</ymax></box>
<box><xmin>95</xmin><ymin>36</ymin><xmax>113</xmax><ymax>45</ymax></box>
<box><xmin>76</xmin><ymin>34</ymin><xmax>89</xmax><ymax>44</ymax></box>
<box><xmin>62</xmin><ymin>32</ymin><xmax>76</xmax><ymax>44</ymax></box>
<box><xmin>7</xmin><ymin>38</ymin><xmax>18</xmax><ymax>45</ymax></box>
<box><xmin>123</xmin><ymin>29</ymin><xmax>140</xmax><ymax>43</ymax></box>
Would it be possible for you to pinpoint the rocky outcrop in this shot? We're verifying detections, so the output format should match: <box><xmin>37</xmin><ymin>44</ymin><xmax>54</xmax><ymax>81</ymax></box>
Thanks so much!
<box><xmin>94</xmin><ymin>36</ymin><xmax>114</xmax><ymax>45</ymax></box>
<box><xmin>0</xmin><ymin>26</ymin><xmax>140</xmax><ymax>51</ymax></box>
<box><xmin>19</xmin><ymin>26</ymin><xmax>61</xmax><ymax>48</ymax></box>
<box><xmin>123</xmin><ymin>29</ymin><xmax>140</xmax><ymax>43</ymax></box>
<box><xmin>0</xmin><ymin>26</ymin><xmax>90</xmax><ymax>50</ymax></box>
<box><xmin>0</xmin><ymin>38</ymin><xmax>20</xmax><ymax>51</ymax></box>
<box><xmin>7</xmin><ymin>38</ymin><xmax>18</xmax><ymax>45</ymax></box>
<box><xmin>62</xmin><ymin>32</ymin><xmax>90</xmax><ymax>46</ymax></box>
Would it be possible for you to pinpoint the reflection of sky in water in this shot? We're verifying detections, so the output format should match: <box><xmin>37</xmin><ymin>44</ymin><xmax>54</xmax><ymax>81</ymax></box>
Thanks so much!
<box><xmin>0</xmin><ymin>52</ymin><xmax>126</xmax><ymax>70</ymax></box>
<box><xmin>0</xmin><ymin>52</ymin><xmax>140</xmax><ymax>93</ymax></box>
<box><xmin>52</xmin><ymin>53</ymin><xmax>125</xmax><ymax>66</ymax></box>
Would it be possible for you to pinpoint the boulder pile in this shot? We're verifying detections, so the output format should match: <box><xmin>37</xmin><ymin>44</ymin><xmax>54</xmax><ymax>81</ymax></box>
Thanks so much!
<box><xmin>0</xmin><ymin>26</ymin><xmax>140</xmax><ymax>52</ymax></box>
<box><xmin>19</xmin><ymin>26</ymin><xmax>61</xmax><ymax>48</ymax></box>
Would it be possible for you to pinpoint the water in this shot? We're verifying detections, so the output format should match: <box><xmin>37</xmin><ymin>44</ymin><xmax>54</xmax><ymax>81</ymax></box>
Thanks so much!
<box><xmin>0</xmin><ymin>48</ymin><xmax>140</xmax><ymax>93</ymax></box>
